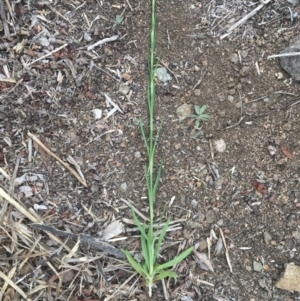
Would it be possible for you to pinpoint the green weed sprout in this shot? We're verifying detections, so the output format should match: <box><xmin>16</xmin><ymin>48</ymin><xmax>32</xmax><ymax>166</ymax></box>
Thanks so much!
<box><xmin>191</xmin><ymin>105</ymin><xmax>209</xmax><ymax>128</ymax></box>
<box><xmin>122</xmin><ymin>0</ymin><xmax>193</xmax><ymax>297</ymax></box>
<box><xmin>112</xmin><ymin>15</ymin><xmax>123</xmax><ymax>29</ymax></box>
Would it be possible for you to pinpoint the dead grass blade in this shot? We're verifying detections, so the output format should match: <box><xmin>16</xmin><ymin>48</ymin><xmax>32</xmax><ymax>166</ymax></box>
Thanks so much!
<box><xmin>28</xmin><ymin>131</ymin><xmax>87</xmax><ymax>187</ymax></box>
<box><xmin>0</xmin><ymin>188</ymin><xmax>39</xmax><ymax>222</ymax></box>
<box><xmin>219</xmin><ymin>228</ymin><xmax>233</xmax><ymax>273</ymax></box>
<box><xmin>0</xmin><ymin>270</ymin><xmax>31</xmax><ymax>301</ymax></box>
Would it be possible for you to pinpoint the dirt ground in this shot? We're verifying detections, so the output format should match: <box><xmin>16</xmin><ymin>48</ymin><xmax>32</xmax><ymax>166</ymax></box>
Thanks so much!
<box><xmin>1</xmin><ymin>0</ymin><xmax>300</xmax><ymax>300</ymax></box>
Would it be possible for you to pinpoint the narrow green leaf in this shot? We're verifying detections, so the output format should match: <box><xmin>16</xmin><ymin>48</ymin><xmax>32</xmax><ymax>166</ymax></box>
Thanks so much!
<box><xmin>144</xmin><ymin>165</ymin><xmax>150</xmax><ymax>192</ymax></box>
<box><xmin>194</xmin><ymin>105</ymin><xmax>201</xmax><ymax>115</ymax></box>
<box><xmin>200</xmin><ymin>114</ymin><xmax>209</xmax><ymax>120</ymax></box>
<box><xmin>153</xmin><ymin>120</ymin><xmax>163</xmax><ymax>153</ymax></box>
<box><xmin>131</xmin><ymin>207</ymin><xmax>149</xmax><ymax>242</ymax></box>
<box><xmin>122</xmin><ymin>249</ymin><xmax>147</xmax><ymax>277</ymax></box>
<box><xmin>139</xmin><ymin>120</ymin><xmax>149</xmax><ymax>155</ymax></box>
<box><xmin>154</xmin><ymin>270</ymin><xmax>178</xmax><ymax>281</ymax></box>
<box><xmin>141</xmin><ymin>229</ymin><xmax>150</xmax><ymax>270</ymax></box>
<box><xmin>154</xmin><ymin>204</ymin><xmax>166</xmax><ymax>239</ymax></box>
<box><xmin>115</xmin><ymin>15</ymin><xmax>123</xmax><ymax>24</ymax></box>
<box><xmin>154</xmin><ymin>246</ymin><xmax>194</xmax><ymax>272</ymax></box>
<box><xmin>153</xmin><ymin>162</ymin><xmax>162</xmax><ymax>196</ymax></box>
<box><xmin>195</xmin><ymin>120</ymin><xmax>200</xmax><ymax>128</ymax></box>
<box><xmin>154</xmin><ymin>217</ymin><xmax>170</xmax><ymax>260</ymax></box>
<box><xmin>199</xmin><ymin>105</ymin><xmax>207</xmax><ymax>114</ymax></box>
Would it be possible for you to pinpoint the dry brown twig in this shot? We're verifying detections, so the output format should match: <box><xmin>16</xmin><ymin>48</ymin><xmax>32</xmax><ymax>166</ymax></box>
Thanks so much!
<box><xmin>219</xmin><ymin>228</ymin><xmax>233</xmax><ymax>273</ymax></box>
<box><xmin>27</xmin><ymin>131</ymin><xmax>87</xmax><ymax>187</ymax></box>
<box><xmin>25</xmin><ymin>44</ymin><xmax>68</xmax><ymax>67</ymax></box>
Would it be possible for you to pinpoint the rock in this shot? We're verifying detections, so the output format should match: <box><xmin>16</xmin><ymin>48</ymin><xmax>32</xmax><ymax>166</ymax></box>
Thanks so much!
<box><xmin>216</xmin><ymin>219</ymin><xmax>223</xmax><ymax>226</ymax></box>
<box><xmin>275</xmin><ymin>72</ymin><xmax>284</xmax><ymax>79</ymax></box>
<box><xmin>176</xmin><ymin>103</ymin><xmax>191</xmax><ymax>121</ymax></box>
<box><xmin>186</xmin><ymin>220</ymin><xmax>203</xmax><ymax>229</ymax></box>
<box><xmin>253</xmin><ymin>261</ymin><xmax>263</xmax><ymax>272</ymax></box>
<box><xmin>240</xmin><ymin>66</ymin><xmax>251</xmax><ymax>76</ymax></box>
<box><xmin>198</xmin><ymin>168</ymin><xmax>207</xmax><ymax>178</ymax></box>
<box><xmin>205</xmin><ymin>210</ymin><xmax>215</xmax><ymax>223</ymax></box>
<box><xmin>229</xmin><ymin>53</ymin><xmax>239</xmax><ymax>63</ymax></box>
<box><xmin>235</xmin><ymin>101</ymin><xmax>242</xmax><ymax>109</ymax></box>
<box><xmin>91</xmin><ymin>109</ymin><xmax>102</xmax><ymax>120</ymax></box>
<box><xmin>193</xmin><ymin>65</ymin><xmax>200</xmax><ymax>71</ymax></box>
<box><xmin>134</xmin><ymin>151</ymin><xmax>141</xmax><ymax>159</ymax></box>
<box><xmin>155</xmin><ymin>67</ymin><xmax>172</xmax><ymax>82</ymax></box>
<box><xmin>228</xmin><ymin>95</ymin><xmax>234</xmax><ymax>102</ymax></box>
<box><xmin>264</xmin><ymin>231</ymin><xmax>272</xmax><ymax>245</ymax></box>
<box><xmin>104</xmin><ymin>47</ymin><xmax>113</xmax><ymax>55</ymax></box>
<box><xmin>193</xmin><ymin>89</ymin><xmax>201</xmax><ymax>96</ymax></box>
<box><xmin>213</xmin><ymin>139</ymin><xmax>226</xmax><ymax>152</ymax></box>
<box><xmin>174</xmin><ymin>143</ymin><xmax>181</xmax><ymax>150</ymax></box>
<box><xmin>276</xmin><ymin>263</ymin><xmax>300</xmax><ymax>292</ymax></box>
<box><xmin>282</xmin><ymin>121</ymin><xmax>292</xmax><ymax>132</ymax></box>
<box><xmin>33</xmin><ymin>36</ymin><xmax>50</xmax><ymax>47</ymax></box>
<box><xmin>217</xmin><ymin>109</ymin><xmax>226</xmax><ymax>117</ymax></box>
<box><xmin>120</xmin><ymin>183</ymin><xmax>128</xmax><ymax>192</ymax></box>
<box><xmin>280</xmin><ymin>37</ymin><xmax>300</xmax><ymax>80</ymax></box>
<box><xmin>258</xmin><ymin>278</ymin><xmax>266</xmax><ymax>288</ymax></box>
<box><xmin>292</xmin><ymin>230</ymin><xmax>300</xmax><ymax>240</ymax></box>
<box><xmin>118</xmin><ymin>85</ymin><xmax>130</xmax><ymax>95</ymax></box>
<box><xmin>279</xmin><ymin>195</ymin><xmax>288</xmax><ymax>204</ymax></box>
<box><xmin>215</xmin><ymin>176</ymin><xmax>223</xmax><ymax>190</ymax></box>
<box><xmin>198</xmin><ymin>239</ymin><xmax>208</xmax><ymax>251</ymax></box>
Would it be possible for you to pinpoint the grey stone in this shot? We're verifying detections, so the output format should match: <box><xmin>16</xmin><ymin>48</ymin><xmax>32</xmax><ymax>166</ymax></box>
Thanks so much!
<box><xmin>276</xmin><ymin>263</ymin><xmax>300</xmax><ymax>292</ymax></box>
<box><xmin>193</xmin><ymin>89</ymin><xmax>201</xmax><ymax>96</ymax></box>
<box><xmin>33</xmin><ymin>36</ymin><xmax>50</xmax><ymax>47</ymax></box>
<box><xmin>119</xmin><ymin>85</ymin><xmax>130</xmax><ymax>95</ymax></box>
<box><xmin>205</xmin><ymin>210</ymin><xmax>215</xmax><ymax>224</ymax></box>
<box><xmin>258</xmin><ymin>278</ymin><xmax>266</xmax><ymax>288</ymax></box>
<box><xmin>228</xmin><ymin>95</ymin><xmax>234</xmax><ymax>102</ymax></box>
<box><xmin>253</xmin><ymin>261</ymin><xmax>263</xmax><ymax>272</ymax></box>
<box><xmin>280</xmin><ymin>38</ymin><xmax>300</xmax><ymax>80</ymax></box>
<box><xmin>240</xmin><ymin>66</ymin><xmax>250</xmax><ymax>77</ymax></box>
<box><xmin>155</xmin><ymin>67</ymin><xmax>172</xmax><ymax>82</ymax></box>
<box><xmin>215</xmin><ymin>176</ymin><xmax>224</xmax><ymax>190</ymax></box>
<box><xmin>264</xmin><ymin>231</ymin><xmax>272</xmax><ymax>245</ymax></box>
<box><xmin>229</xmin><ymin>53</ymin><xmax>239</xmax><ymax>63</ymax></box>
<box><xmin>292</xmin><ymin>230</ymin><xmax>300</xmax><ymax>240</ymax></box>
<box><xmin>198</xmin><ymin>239</ymin><xmax>208</xmax><ymax>251</ymax></box>
<box><xmin>120</xmin><ymin>182</ymin><xmax>128</xmax><ymax>192</ymax></box>
<box><xmin>176</xmin><ymin>103</ymin><xmax>191</xmax><ymax>121</ymax></box>
<box><xmin>134</xmin><ymin>151</ymin><xmax>141</xmax><ymax>159</ymax></box>
<box><xmin>186</xmin><ymin>220</ymin><xmax>203</xmax><ymax>229</ymax></box>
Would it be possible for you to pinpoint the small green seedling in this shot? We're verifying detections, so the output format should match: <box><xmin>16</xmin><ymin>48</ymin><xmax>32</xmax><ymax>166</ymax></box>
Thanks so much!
<box><xmin>112</xmin><ymin>15</ymin><xmax>123</xmax><ymax>29</ymax></box>
<box><xmin>191</xmin><ymin>105</ymin><xmax>209</xmax><ymax>128</ymax></box>
<box><xmin>122</xmin><ymin>0</ymin><xmax>193</xmax><ymax>297</ymax></box>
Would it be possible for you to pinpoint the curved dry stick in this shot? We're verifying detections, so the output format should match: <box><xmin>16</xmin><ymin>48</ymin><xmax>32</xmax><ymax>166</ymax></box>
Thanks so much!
<box><xmin>28</xmin><ymin>131</ymin><xmax>87</xmax><ymax>187</ymax></box>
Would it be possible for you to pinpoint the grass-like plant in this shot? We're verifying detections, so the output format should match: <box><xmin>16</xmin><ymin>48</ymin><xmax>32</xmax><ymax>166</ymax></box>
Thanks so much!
<box><xmin>191</xmin><ymin>105</ymin><xmax>209</xmax><ymax>128</ymax></box>
<box><xmin>122</xmin><ymin>0</ymin><xmax>193</xmax><ymax>297</ymax></box>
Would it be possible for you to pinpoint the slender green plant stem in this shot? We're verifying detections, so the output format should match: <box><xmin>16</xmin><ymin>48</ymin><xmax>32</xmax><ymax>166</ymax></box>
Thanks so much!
<box><xmin>147</xmin><ymin>0</ymin><xmax>156</xmax><ymax>280</ymax></box>
<box><xmin>122</xmin><ymin>0</ymin><xmax>194</xmax><ymax>296</ymax></box>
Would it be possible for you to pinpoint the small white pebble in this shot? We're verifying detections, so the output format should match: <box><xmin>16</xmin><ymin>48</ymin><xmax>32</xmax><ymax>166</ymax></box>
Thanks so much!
<box><xmin>214</xmin><ymin>139</ymin><xmax>226</xmax><ymax>152</ymax></box>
